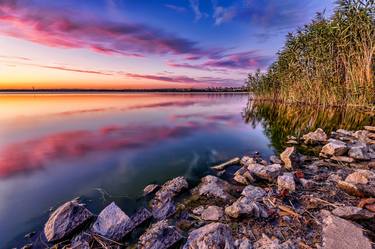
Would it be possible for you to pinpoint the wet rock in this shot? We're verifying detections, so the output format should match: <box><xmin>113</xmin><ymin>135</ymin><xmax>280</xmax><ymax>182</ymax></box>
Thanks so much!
<box><xmin>235</xmin><ymin>238</ymin><xmax>253</xmax><ymax>249</ymax></box>
<box><xmin>332</xmin><ymin>206</ymin><xmax>375</xmax><ymax>220</ymax></box>
<box><xmin>321</xmin><ymin>210</ymin><xmax>372</xmax><ymax>249</ymax></box>
<box><xmin>197</xmin><ymin>175</ymin><xmax>234</xmax><ymax>201</ymax></box>
<box><xmin>183</xmin><ymin>222</ymin><xmax>235</xmax><ymax>249</ymax></box>
<box><xmin>154</xmin><ymin>176</ymin><xmax>188</xmax><ymax>201</ymax></box>
<box><xmin>270</xmin><ymin>155</ymin><xmax>282</xmax><ymax>164</ymax></box>
<box><xmin>192</xmin><ymin>206</ymin><xmax>204</xmax><ymax>215</ymax></box>
<box><xmin>138</xmin><ymin>220</ymin><xmax>182</xmax><ymax>249</ymax></box>
<box><xmin>364</xmin><ymin>126</ymin><xmax>375</xmax><ymax>132</ymax></box>
<box><xmin>280</xmin><ymin>147</ymin><xmax>297</xmax><ymax>169</ymax></box>
<box><xmin>151</xmin><ymin>199</ymin><xmax>176</xmax><ymax>220</ymax></box>
<box><xmin>144</xmin><ymin>184</ymin><xmax>159</xmax><ymax>196</ymax></box>
<box><xmin>247</xmin><ymin>163</ymin><xmax>282</xmax><ymax>182</ymax></box>
<box><xmin>253</xmin><ymin>234</ymin><xmax>295</xmax><ymax>249</ymax></box>
<box><xmin>330</xmin><ymin>156</ymin><xmax>354</xmax><ymax>163</ymax></box>
<box><xmin>302</xmin><ymin>128</ymin><xmax>327</xmax><ymax>144</ymax></box>
<box><xmin>320</xmin><ymin>139</ymin><xmax>347</xmax><ymax>156</ymax></box>
<box><xmin>225</xmin><ymin>196</ymin><xmax>268</xmax><ymax>219</ymax></box>
<box><xmin>241</xmin><ymin>185</ymin><xmax>266</xmax><ymax>200</ymax></box>
<box><xmin>127</xmin><ymin>208</ymin><xmax>152</xmax><ymax>232</ymax></box>
<box><xmin>201</xmin><ymin>206</ymin><xmax>224</xmax><ymax>221</ymax></box>
<box><xmin>44</xmin><ymin>199</ymin><xmax>93</xmax><ymax>242</ymax></box>
<box><xmin>234</xmin><ymin>167</ymin><xmax>255</xmax><ymax>185</ymax></box>
<box><xmin>91</xmin><ymin>202</ymin><xmax>132</xmax><ymax>241</ymax></box>
<box><xmin>277</xmin><ymin>173</ymin><xmax>296</xmax><ymax>192</ymax></box>
<box><xmin>348</xmin><ymin>143</ymin><xmax>370</xmax><ymax>161</ymax></box>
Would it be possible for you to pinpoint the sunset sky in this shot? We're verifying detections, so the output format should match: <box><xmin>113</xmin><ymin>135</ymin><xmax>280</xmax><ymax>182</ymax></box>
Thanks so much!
<box><xmin>0</xmin><ymin>0</ymin><xmax>334</xmax><ymax>89</ymax></box>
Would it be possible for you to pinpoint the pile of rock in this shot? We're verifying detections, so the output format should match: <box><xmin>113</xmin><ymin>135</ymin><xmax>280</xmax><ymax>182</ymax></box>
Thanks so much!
<box><xmin>22</xmin><ymin>126</ymin><xmax>375</xmax><ymax>249</ymax></box>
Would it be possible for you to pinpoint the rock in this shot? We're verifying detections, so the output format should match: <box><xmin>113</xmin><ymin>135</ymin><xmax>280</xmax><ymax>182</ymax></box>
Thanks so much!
<box><xmin>91</xmin><ymin>202</ymin><xmax>132</xmax><ymax>241</ymax></box>
<box><xmin>336</xmin><ymin>129</ymin><xmax>354</xmax><ymax>137</ymax></box>
<box><xmin>235</xmin><ymin>238</ymin><xmax>253</xmax><ymax>249</ymax></box>
<box><xmin>321</xmin><ymin>211</ymin><xmax>372</xmax><ymax>249</ymax></box>
<box><xmin>364</xmin><ymin>126</ymin><xmax>375</xmax><ymax>132</ymax></box>
<box><xmin>44</xmin><ymin>199</ymin><xmax>93</xmax><ymax>242</ymax></box>
<box><xmin>270</xmin><ymin>155</ymin><xmax>282</xmax><ymax>164</ymax></box>
<box><xmin>183</xmin><ymin>223</ymin><xmax>235</xmax><ymax>249</ymax></box>
<box><xmin>138</xmin><ymin>220</ymin><xmax>182</xmax><ymax>249</ymax></box>
<box><xmin>192</xmin><ymin>206</ymin><xmax>204</xmax><ymax>215</ymax></box>
<box><xmin>241</xmin><ymin>185</ymin><xmax>266</xmax><ymax>200</ymax></box>
<box><xmin>225</xmin><ymin>196</ymin><xmax>268</xmax><ymax>219</ymax></box>
<box><xmin>154</xmin><ymin>176</ymin><xmax>188</xmax><ymax>201</ymax></box>
<box><xmin>332</xmin><ymin>206</ymin><xmax>375</xmax><ymax>220</ymax></box>
<box><xmin>286</xmin><ymin>140</ymin><xmax>298</xmax><ymax>145</ymax></box>
<box><xmin>197</xmin><ymin>175</ymin><xmax>234</xmax><ymax>201</ymax></box>
<box><xmin>280</xmin><ymin>147</ymin><xmax>297</xmax><ymax>169</ymax></box>
<box><xmin>348</xmin><ymin>143</ymin><xmax>370</xmax><ymax>161</ymax></box>
<box><xmin>241</xmin><ymin>156</ymin><xmax>256</xmax><ymax>166</ymax></box>
<box><xmin>201</xmin><ymin>206</ymin><xmax>224</xmax><ymax>221</ymax></box>
<box><xmin>345</xmin><ymin>170</ymin><xmax>375</xmax><ymax>185</ymax></box>
<box><xmin>327</xmin><ymin>174</ymin><xmax>342</xmax><ymax>183</ymax></box>
<box><xmin>299</xmin><ymin>178</ymin><xmax>316</xmax><ymax>189</ymax></box>
<box><xmin>337</xmin><ymin>181</ymin><xmax>364</xmax><ymax>197</ymax></box>
<box><xmin>302</xmin><ymin>128</ymin><xmax>327</xmax><ymax>144</ymax></box>
<box><xmin>321</xmin><ymin>139</ymin><xmax>347</xmax><ymax>156</ymax></box>
<box><xmin>144</xmin><ymin>184</ymin><xmax>159</xmax><ymax>196</ymax></box>
<box><xmin>127</xmin><ymin>208</ymin><xmax>152</xmax><ymax>232</ymax></box>
<box><xmin>151</xmin><ymin>199</ymin><xmax>176</xmax><ymax>220</ymax></box>
<box><xmin>330</xmin><ymin>156</ymin><xmax>354</xmax><ymax>163</ymax></box>
<box><xmin>247</xmin><ymin>163</ymin><xmax>282</xmax><ymax>182</ymax></box>
<box><xmin>277</xmin><ymin>173</ymin><xmax>296</xmax><ymax>192</ymax></box>
<box><xmin>71</xmin><ymin>231</ymin><xmax>92</xmax><ymax>249</ymax></box>
<box><xmin>253</xmin><ymin>234</ymin><xmax>294</xmax><ymax>249</ymax></box>
<box><xmin>21</xmin><ymin>244</ymin><xmax>33</xmax><ymax>249</ymax></box>
<box><xmin>211</xmin><ymin>157</ymin><xmax>240</xmax><ymax>170</ymax></box>
<box><xmin>234</xmin><ymin>167</ymin><xmax>255</xmax><ymax>185</ymax></box>
<box><xmin>353</xmin><ymin>130</ymin><xmax>371</xmax><ymax>144</ymax></box>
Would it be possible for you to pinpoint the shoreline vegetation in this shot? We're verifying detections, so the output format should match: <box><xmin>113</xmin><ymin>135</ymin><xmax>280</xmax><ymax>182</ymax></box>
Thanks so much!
<box><xmin>23</xmin><ymin>126</ymin><xmax>375</xmax><ymax>249</ymax></box>
<box><xmin>246</xmin><ymin>0</ymin><xmax>375</xmax><ymax>108</ymax></box>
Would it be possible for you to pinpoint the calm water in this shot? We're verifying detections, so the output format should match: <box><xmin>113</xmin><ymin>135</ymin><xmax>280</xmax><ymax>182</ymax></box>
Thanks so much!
<box><xmin>0</xmin><ymin>93</ymin><xmax>374</xmax><ymax>248</ymax></box>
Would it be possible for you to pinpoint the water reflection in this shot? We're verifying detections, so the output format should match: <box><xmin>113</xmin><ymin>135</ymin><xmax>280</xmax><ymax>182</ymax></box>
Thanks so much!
<box><xmin>244</xmin><ymin>100</ymin><xmax>375</xmax><ymax>152</ymax></box>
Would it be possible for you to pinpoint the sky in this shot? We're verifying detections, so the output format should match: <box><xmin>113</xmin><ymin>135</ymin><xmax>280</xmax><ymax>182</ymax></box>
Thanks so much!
<box><xmin>0</xmin><ymin>0</ymin><xmax>335</xmax><ymax>89</ymax></box>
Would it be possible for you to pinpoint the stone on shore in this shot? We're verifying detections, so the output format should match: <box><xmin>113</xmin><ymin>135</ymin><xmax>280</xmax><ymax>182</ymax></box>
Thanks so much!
<box><xmin>241</xmin><ymin>156</ymin><xmax>256</xmax><ymax>166</ymax></box>
<box><xmin>332</xmin><ymin>206</ymin><xmax>375</xmax><ymax>220</ymax></box>
<box><xmin>253</xmin><ymin>234</ymin><xmax>294</xmax><ymax>249</ymax></box>
<box><xmin>127</xmin><ymin>208</ymin><xmax>152</xmax><ymax>232</ymax></box>
<box><xmin>277</xmin><ymin>173</ymin><xmax>296</xmax><ymax>193</ymax></box>
<box><xmin>183</xmin><ymin>223</ymin><xmax>235</xmax><ymax>249</ymax></box>
<box><xmin>280</xmin><ymin>147</ymin><xmax>297</xmax><ymax>169</ymax></box>
<box><xmin>348</xmin><ymin>143</ymin><xmax>371</xmax><ymax>161</ymax></box>
<box><xmin>197</xmin><ymin>175</ymin><xmax>234</xmax><ymax>201</ymax></box>
<box><xmin>270</xmin><ymin>155</ymin><xmax>282</xmax><ymax>164</ymax></box>
<box><xmin>91</xmin><ymin>202</ymin><xmax>132</xmax><ymax>241</ymax></box>
<box><xmin>241</xmin><ymin>185</ymin><xmax>266</xmax><ymax>200</ymax></box>
<box><xmin>144</xmin><ymin>184</ymin><xmax>159</xmax><ymax>196</ymax></box>
<box><xmin>151</xmin><ymin>199</ymin><xmax>176</xmax><ymax>220</ymax></box>
<box><xmin>364</xmin><ymin>126</ymin><xmax>375</xmax><ymax>132</ymax></box>
<box><xmin>225</xmin><ymin>196</ymin><xmax>268</xmax><ymax>219</ymax></box>
<box><xmin>302</xmin><ymin>128</ymin><xmax>327</xmax><ymax>144</ymax></box>
<box><xmin>154</xmin><ymin>176</ymin><xmax>188</xmax><ymax>201</ymax></box>
<box><xmin>345</xmin><ymin>170</ymin><xmax>375</xmax><ymax>185</ymax></box>
<box><xmin>138</xmin><ymin>220</ymin><xmax>182</xmax><ymax>249</ymax></box>
<box><xmin>321</xmin><ymin>211</ymin><xmax>372</xmax><ymax>249</ymax></box>
<box><xmin>235</xmin><ymin>238</ymin><xmax>253</xmax><ymax>249</ymax></box>
<box><xmin>234</xmin><ymin>167</ymin><xmax>255</xmax><ymax>185</ymax></box>
<box><xmin>321</xmin><ymin>139</ymin><xmax>348</xmax><ymax>156</ymax></box>
<box><xmin>247</xmin><ymin>163</ymin><xmax>282</xmax><ymax>182</ymax></box>
<box><xmin>201</xmin><ymin>206</ymin><xmax>224</xmax><ymax>221</ymax></box>
<box><xmin>44</xmin><ymin>199</ymin><xmax>93</xmax><ymax>242</ymax></box>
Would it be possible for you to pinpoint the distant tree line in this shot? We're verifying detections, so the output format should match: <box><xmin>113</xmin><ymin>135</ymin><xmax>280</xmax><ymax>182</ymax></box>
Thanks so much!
<box><xmin>246</xmin><ymin>0</ymin><xmax>374</xmax><ymax>106</ymax></box>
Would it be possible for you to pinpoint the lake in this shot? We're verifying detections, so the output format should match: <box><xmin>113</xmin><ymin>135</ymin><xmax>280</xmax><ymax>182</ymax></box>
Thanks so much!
<box><xmin>0</xmin><ymin>93</ymin><xmax>374</xmax><ymax>248</ymax></box>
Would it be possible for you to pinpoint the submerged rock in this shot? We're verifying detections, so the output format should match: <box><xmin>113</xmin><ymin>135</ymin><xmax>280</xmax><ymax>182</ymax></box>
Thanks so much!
<box><xmin>280</xmin><ymin>147</ymin><xmax>298</xmax><ymax>169</ymax></box>
<box><xmin>197</xmin><ymin>175</ymin><xmax>234</xmax><ymax>201</ymax></box>
<box><xmin>302</xmin><ymin>128</ymin><xmax>327</xmax><ymax>144</ymax></box>
<box><xmin>183</xmin><ymin>223</ymin><xmax>235</xmax><ymax>249</ymax></box>
<box><xmin>44</xmin><ymin>199</ymin><xmax>93</xmax><ymax>242</ymax></box>
<box><xmin>225</xmin><ymin>196</ymin><xmax>268</xmax><ymax>219</ymax></box>
<box><xmin>332</xmin><ymin>206</ymin><xmax>375</xmax><ymax>220</ymax></box>
<box><xmin>138</xmin><ymin>220</ymin><xmax>182</xmax><ymax>249</ymax></box>
<box><xmin>201</xmin><ymin>206</ymin><xmax>224</xmax><ymax>221</ymax></box>
<box><xmin>321</xmin><ymin>139</ymin><xmax>347</xmax><ymax>156</ymax></box>
<box><xmin>91</xmin><ymin>202</ymin><xmax>132</xmax><ymax>241</ymax></box>
<box><xmin>247</xmin><ymin>163</ymin><xmax>282</xmax><ymax>182</ymax></box>
<box><xmin>321</xmin><ymin>211</ymin><xmax>372</xmax><ymax>249</ymax></box>
<box><xmin>277</xmin><ymin>173</ymin><xmax>296</xmax><ymax>193</ymax></box>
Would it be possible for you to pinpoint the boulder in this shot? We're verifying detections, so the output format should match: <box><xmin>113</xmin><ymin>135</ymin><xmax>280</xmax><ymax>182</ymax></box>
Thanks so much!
<box><xmin>348</xmin><ymin>143</ymin><xmax>370</xmax><ymax>161</ymax></box>
<box><xmin>247</xmin><ymin>163</ymin><xmax>282</xmax><ymax>182</ymax></box>
<box><xmin>91</xmin><ymin>202</ymin><xmax>132</xmax><ymax>241</ymax></box>
<box><xmin>302</xmin><ymin>128</ymin><xmax>327</xmax><ymax>144</ymax></box>
<box><xmin>332</xmin><ymin>206</ymin><xmax>375</xmax><ymax>220</ymax></box>
<box><xmin>277</xmin><ymin>173</ymin><xmax>296</xmax><ymax>193</ymax></box>
<box><xmin>270</xmin><ymin>155</ymin><xmax>282</xmax><ymax>164</ymax></box>
<box><xmin>201</xmin><ymin>206</ymin><xmax>224</xmax><ymax>221</ymax></box>
<box><xmin>183</xmin><ymin>223</ymin><xmax>235</xmax><ymax>249</ymax></box>
<box><xmin>225</xmin><ymin>196</ymin><xmax>268</xmax><ymax>219</ymax></box>
<box><xmin>138</xmin><ymin>220</ymin><xmax>182</xmax><ymax>249</ymax></box>
<box><xmin>44</xmin><ymin>199</ymin><xmax>93</xmax><ymax>242</ymax></box>
<box><xmin>241</xmin><ymin>185</ymin><xmax>266</xmax><ymax>200</ymax></box>
<box><xmin>345</xmin><ymin>170</ymin><xmax>375</xmax><ymax>185</ymax></box>
<box><xmin>234</xmin><ymin>167</ymin><xmax>255</xmax><ymax>185</ymax></box>
<box><xmin>154</xmin><ymin>176</ymin><xmax>188</xmax><ymax>201</ymax></box>
<box><xmin>280</xmin><ymin>147</ymin><xmax>297</xmax><ymax>169</ymax></box>
<box><xmin>253</xmin><ymin>234</ymin><xmax>295</xmax><ymax>249</ymax></box>
<box><xmin>321</xmin><ymin>211</ymin><xmax>372</xmax><ymax>249</ymax></box>
<box><xmin>321</xmin><ymin>139</ymin><xmax>348</xmax><ymax>156</ymax></box>
<box><xmin>151</xmin><ymin>199</ymin><xmax>176</xmax><ymax>220</ymax></box>
<box><xmin>127</xmin><ymin>208</ymin><xmax>152</xmax><ymax>232</ymax></box>
<box><xmin>144</xmin><ymin>184</ymin><xmax>159</xmax><ymax>196</ymax></box>
<box><xmin>197</xmin><ymin>175</ymin><xmax>234</xmax><ymax>201</ymax></box>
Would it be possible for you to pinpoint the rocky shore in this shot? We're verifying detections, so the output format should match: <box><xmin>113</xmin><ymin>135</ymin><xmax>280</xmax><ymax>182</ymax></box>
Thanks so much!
<box><xmin>22</xmin><ymin>126</ymin><xmax>375</xmax><ymax>249</ymax></box>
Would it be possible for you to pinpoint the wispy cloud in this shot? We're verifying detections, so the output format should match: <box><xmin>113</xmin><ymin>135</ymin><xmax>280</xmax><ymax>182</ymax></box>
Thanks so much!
<box><xmin>189</xmin><ymin>0</ymin><xmax>203</xmax><ymax>21</ymax></box>
<box><xmin>165</xmin><ymin>4</ymin><xmax>187</xmax><ymax>13</ymax></box>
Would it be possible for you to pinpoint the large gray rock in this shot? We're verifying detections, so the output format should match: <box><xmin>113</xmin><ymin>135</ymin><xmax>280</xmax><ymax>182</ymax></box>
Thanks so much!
<box><xmin>332</xmin><ymin>206</ymin><xmax>375</xmax><ymax>220</ymax></box>
<box><xmin>280</xmin><ymin>147</ymin><xmax>297</xmax><ymax>169</ymax></box>
<box><xmin>225</xmin><ymin>196</ymin><xmax>268</xmax><ymax>219</ymax></box>
<box><xmin>302</xmin><ymin>128</ymin><xmax>327</xmax><ymax>144</ymax></box>
<box><xmin>253</xmin><ymin>234</ymin><xmax>295</xmax><ymax>249</ymax></box>
<box><xmin>44</xmin><ymin>199</ymin><xmax>93</xmax><ymax>242</ymax></box>
<box><xmin>138</xmin><ymin>220</ymin><xmax>182</xmax><ymax>249</ymax></box>
<box><xmin>201</xmin><ymin>206</ymin><xmax>224</xmax><ymax>221</ymax></box>
<box><xmin>127</xmin><ymin>208</ymin><xmax>152</xmax><ymax>232</ymax></box>
<box><xmin>348</xmin><ymin>143</ymin><xmax>371</xmax><ymax>161</ymax></box>
<box><xmin>241</xmin><ymin>185</ymin><xmax>266</xmax><ymax>200</ymax></box>
<box><xmin>321</xmin><ymin>211</ymin><xmax>372</xmax><ymax>249</ymax></box>
<box><xmin>277</xmin><ymin>173</ymin><xmax>296</xmax><ymax>193</ymax></box>
<box><xmin>234</xmin><ymin>167</ymin><xmax>255</xmax><ymax>185</ymax></box>
<box><xmin>197</xmin><ymin>175</ymin><xmax>234</xmax><ymax>201</ymax></box>
<box><xmin>183</xmin><ymin>223</ymin><xmax>235</xmax><ymax>249</ymax></box>
<box><xmin>247</xmin><ymin>163</ymin><xmax>281</xmax><ymax>182</ymax></box>
<box><xmin>321</xmin><ymin>139</ymin><xmax>348</xmax><ymax>156</ymax></box>
<box><xmin>154</xmin><ymin>176</ymin><xmax>188</xmax><ymax>201</ymax></box>
<box><xmin>151</xmin><ymin>198</ymin><xmax>176</xmax><ymax>220</ymax></box>
<box><xmin>91</xmin><ymin>202</ymin><xmax>132</xmax><ymax>241</ymax></box>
